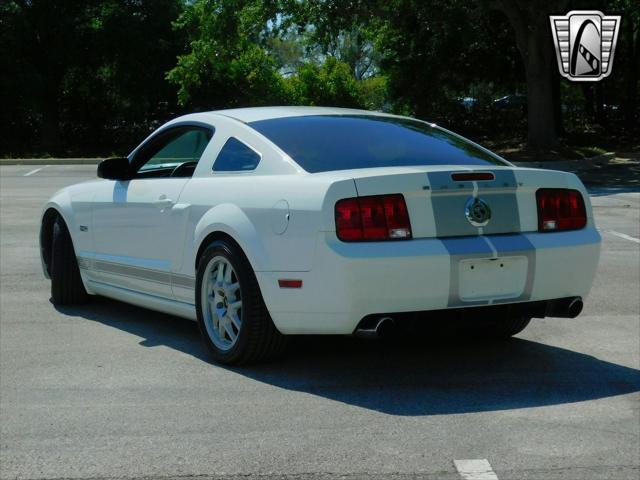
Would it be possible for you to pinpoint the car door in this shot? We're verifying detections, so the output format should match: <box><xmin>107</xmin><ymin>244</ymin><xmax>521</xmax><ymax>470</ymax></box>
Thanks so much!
<box><xmin>90</xmin><ymin>125</ymin><xmax>214</xmax><ymax>299</ymax></box>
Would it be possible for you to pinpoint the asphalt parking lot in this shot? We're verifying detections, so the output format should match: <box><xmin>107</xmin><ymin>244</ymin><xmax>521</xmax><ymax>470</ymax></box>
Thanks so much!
<box><xmin>1</xmin><ymin>165</ymin><xmax>639</xmax><ymax>480</ymax></box>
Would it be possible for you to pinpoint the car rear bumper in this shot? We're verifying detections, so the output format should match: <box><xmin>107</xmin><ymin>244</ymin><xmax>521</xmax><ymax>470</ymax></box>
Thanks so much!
<box><xmin>257</xmin><ymin>227</ymin><xmax>601</xmax><ymax>334</ymax></box>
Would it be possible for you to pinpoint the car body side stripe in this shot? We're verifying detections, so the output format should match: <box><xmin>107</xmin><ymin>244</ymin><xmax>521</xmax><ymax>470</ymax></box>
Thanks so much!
<box><xmin>93</xmin><ymin>260</ymin><xmax>171</xmax><ymax>284</ymax></box>
<box><xmin>77</xmin><ymin>256</ymin><xmax>195</xmax><ymax>290</ymax></box>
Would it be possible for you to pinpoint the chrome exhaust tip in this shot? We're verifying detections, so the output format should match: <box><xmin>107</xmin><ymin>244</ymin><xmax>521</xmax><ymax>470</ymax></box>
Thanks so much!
<box><xmin>566</xmin><ymin>297</ymin><xmax>584</xmax><ymax>318</ymax></box>
<box><xmin>547</xmin><ymin>297</ymin><xmax>584</xmax><ymax>318</ymax></box>
<box><xmin>355</xmin><ymin>316</ymin><xmax>396</xmax><ymax>339</ymax></box>
<box><xmin>375</xmin><ymin>316</ymin><xmax>396</xmax><ymax>337</ymax></box>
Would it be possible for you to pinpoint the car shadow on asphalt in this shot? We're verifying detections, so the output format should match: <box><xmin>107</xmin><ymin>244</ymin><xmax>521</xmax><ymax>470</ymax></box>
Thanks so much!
<box><xmin>54</xmin><ymin>298</ymin><xmax>640</xmax><ymax>416</ymax></box>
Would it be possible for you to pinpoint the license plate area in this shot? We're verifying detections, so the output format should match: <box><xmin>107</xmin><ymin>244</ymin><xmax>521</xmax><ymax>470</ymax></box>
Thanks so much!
<box><xmin>458</xmin><ymin>256</ymin><xmax>527</xmax><ymax>301</ymax></box>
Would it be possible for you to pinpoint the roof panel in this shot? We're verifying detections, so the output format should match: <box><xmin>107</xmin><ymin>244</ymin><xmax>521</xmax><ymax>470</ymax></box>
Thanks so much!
<box><xmin>209</xmin><ymin>106</ymin><xmax>391</xmax><ymax>123</ymax></box>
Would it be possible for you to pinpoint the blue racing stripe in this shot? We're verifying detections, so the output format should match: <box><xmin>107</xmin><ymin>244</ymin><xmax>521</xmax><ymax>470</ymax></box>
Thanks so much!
<box><xmin>489</xmin><ymin>233</ymin><xmax>535</xmax><ymax>253</ymax></box>
<box><xmin>440</xmin><ymin>236</ymin><xmax>493</xmax><ymax>256</ymax></box>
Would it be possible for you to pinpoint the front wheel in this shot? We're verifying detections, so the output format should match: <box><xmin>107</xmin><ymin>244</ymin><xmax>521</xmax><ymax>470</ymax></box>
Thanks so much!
<box><xmin>195</xmin><ymin>240</ymin><xmax>287</xmax><ymax>365</ymax></box>
<box><xmin>50</xmin><ymin>217</ymin><xmax>89</xmax><ymax>305</ymax></box>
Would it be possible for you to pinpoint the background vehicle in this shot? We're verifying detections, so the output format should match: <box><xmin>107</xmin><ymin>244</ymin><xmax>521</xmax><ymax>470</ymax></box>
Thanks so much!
<box><xmin>40</xmin><ymin>107</ymin><xmax>601</xmax><ymax>364</ymax></box>
<box><xmin>493</xmin><ymin>94</ymin><xmax>527</xmax><ymax>111</ymax></box>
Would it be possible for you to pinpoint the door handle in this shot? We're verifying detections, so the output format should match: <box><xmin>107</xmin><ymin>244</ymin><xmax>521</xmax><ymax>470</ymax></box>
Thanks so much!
<box><xmin>154</xmin><ymin>195</ymin><xmax>174</xmax><ymax>209</ymax></box>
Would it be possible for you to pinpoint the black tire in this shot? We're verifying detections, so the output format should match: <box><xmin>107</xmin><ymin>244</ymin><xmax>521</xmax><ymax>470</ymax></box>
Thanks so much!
<box><xmin>195</xmin><ymin>240</ymin><xmax>287</xmax><ymax>365</ymax></box>
<box><xmin>50</xmin><ymin>217</ymin><xmax>89</xmax><ymax>305</ymax></box>
<box><xmin>482</xmin><ymin>316</ymin><xmax>531</xmax><ymax>339</ymax></box>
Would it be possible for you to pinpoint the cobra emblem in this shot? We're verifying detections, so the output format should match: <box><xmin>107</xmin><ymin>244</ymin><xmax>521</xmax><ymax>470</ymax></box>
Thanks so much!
<box><xmin>465</xmin><ymin>197</ymin><xmax>491</xmax><ymax>227</ymax></box>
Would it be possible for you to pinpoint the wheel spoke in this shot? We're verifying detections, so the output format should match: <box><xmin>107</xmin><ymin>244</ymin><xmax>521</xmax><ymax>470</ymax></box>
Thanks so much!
<box><xmin>228</xmin><ymin>300</ymin><xmax>242</xmax><ymax>313</ymax></box>
<box><xmin>210</xmin><ymin>311</ymin><xmax>219</xmax><ymax>330</ymax></box>
<box><xmin>218</xmin><ymin>316</ymin><xmax>226</xmax><ymax>338</ymax></box>
<box><xmin>227</xmin><ymin>282</ymin><xmax>240</xmax><ymax>297</ymax></box>
<box><xmin>211</xmin><ymin>287</ymin><xmax>218</xmax><ymax>314</ymax></box>
<box><xmin>216</xmin><ymin>263</ymin><xmax>224</xmax><ymax>284</ymax></box>
<box><xmin>223</xmin><ymin>320</ymin><xmax>237</xmax><ymax>342</ymax></box>
<box><xmin>229</xmin><ymin>311</ymin><xmax>241</xmax><ymax>330</ymax></box>
<box><xmin>224</xmin><ymin>263</ymin><xmax>233</xmax><ymax>283</ymax></box>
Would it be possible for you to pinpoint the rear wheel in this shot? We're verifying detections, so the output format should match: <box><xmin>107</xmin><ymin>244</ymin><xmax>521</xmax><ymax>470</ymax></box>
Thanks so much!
<box><xmin>195</xmin><ymin>240</ymin><xmax>287</xmax><ymax>365</ymax></box>
<box><xmin>50</xmin><ymin>217</ymin><xmax>89</xmax><ymax>305</ymax></box>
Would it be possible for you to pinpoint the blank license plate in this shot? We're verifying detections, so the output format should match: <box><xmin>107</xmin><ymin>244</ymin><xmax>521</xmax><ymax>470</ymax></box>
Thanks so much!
<box><xmin>458</xmin><ymin>256</ymin><xmax>527</xmax><ymax>301</ymax></box>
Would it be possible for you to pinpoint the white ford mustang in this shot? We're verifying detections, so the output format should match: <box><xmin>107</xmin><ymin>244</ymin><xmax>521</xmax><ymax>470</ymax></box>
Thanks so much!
<box><xmin>40</xmin><ymin>106</ymin><xmax>601</xmax><ymax>364</ymax></box>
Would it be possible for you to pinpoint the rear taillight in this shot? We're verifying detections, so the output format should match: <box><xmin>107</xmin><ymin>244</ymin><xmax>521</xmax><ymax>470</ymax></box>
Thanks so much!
<box><xmin>335</xmin><ymin>194</ymin><xmax>412</xmax><ymax>242</ymax></box>
<box><xmin>536</xmin><ymin>188</ymin><xmax>587</xmax><ymax>232</ymax></box>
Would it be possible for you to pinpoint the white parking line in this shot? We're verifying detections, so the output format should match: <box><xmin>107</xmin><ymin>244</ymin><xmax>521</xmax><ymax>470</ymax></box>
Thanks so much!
<box><xmin>607</xmin><ymin>231</ymin><xmax>640</xmax><ymax>244</ymax></box>
<box><xmin>23</xmin><ymin>166</ymin><xmax>47</xmax><ymax>176</ymax></box>
<box><xmin>454</xmin><ymin>459</ymin><xmax>499</xmax><ymax>479</ymax></box>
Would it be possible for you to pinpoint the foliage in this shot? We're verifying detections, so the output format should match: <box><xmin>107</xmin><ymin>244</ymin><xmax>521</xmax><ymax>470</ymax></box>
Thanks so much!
<box><xmin>284</xmin><ymin>57</ymin><xmax>362</xmax><ymax>107</ymax></box>
<box><xmin>0</xmin><ymin>0</ymin><xmax>638</xmax><ymax>156</ymax></box>
<box><xmin>1</xmin><ymin>0</ymin><xmax>184</xmax><ymax>156</ymax></box>
<box><xmin>166</xmin><ymin>0</ymin><xmax>288</xmax><ymax>109</ymax></box>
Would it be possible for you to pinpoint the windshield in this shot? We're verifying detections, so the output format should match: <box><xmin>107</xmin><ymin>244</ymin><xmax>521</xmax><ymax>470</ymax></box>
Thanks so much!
<box><xmin>249</xmin><ymin>115</ymin><xmax>506</xmax><ymax>173</ymax></box>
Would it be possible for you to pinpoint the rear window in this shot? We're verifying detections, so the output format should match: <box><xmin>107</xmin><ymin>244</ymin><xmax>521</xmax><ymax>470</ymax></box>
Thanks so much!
<box><xmin>249</xmin><ymin>115</ymin><xmax>506</xmax><ymax>173</ymax></box>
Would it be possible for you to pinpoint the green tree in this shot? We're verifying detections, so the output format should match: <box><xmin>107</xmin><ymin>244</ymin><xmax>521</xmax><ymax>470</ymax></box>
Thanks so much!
<box><xmin>167</xmin><ymin>0</ymin><xmax>289</xmax><ymax>109</ymax></box>
<box><xmin>71</xmin><ymin>0</ymin><xmax>184</xmax><ymax>153</ymax></box>
<box><xmin>1</xmin><ymin>1</ymin><xmax>97</xmax><ymax>153</ymax></box>
<box><xmin>0</xmin><ymin>0</ymin><xmax>183</xmax><ymax>155</ymax></box>
<box><xmin>298</xmin><ymin>1</ymin><xmax>521</xmax><ymax>115</ymax></box>
<box><xmin>284</xmin><ymin>56</ymin><xmax>364</xmax><ymax>107</ymax></box>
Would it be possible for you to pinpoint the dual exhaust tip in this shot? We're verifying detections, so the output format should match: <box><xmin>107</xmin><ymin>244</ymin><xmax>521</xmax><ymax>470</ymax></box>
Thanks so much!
<box><xmin>354</xmin><ymin>297</ymin><xmax>584</xmax><ymax>339</ymax></box>
<box><xmin>355</xmin><ymin>316</ymin><xmax>396</xmax><ymax>339</ymax></box>
<box><xmin>547</xmin><ymin>296</ymin><xmax>583</xmax><ymax>319</ymax></box>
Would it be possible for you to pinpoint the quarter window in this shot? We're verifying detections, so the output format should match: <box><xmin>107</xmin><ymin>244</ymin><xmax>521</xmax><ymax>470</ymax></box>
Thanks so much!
<box><xmin>213</xmin><ymin>137</ymin><xmax>261</xmax><ymax>172</ymax></box>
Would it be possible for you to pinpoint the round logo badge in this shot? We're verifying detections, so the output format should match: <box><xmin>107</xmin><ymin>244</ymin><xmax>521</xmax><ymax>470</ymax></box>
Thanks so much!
<box><xmin>465</xmin><ymin>197</ymin><xmax>491</xmax><ymax>227</ymax></box>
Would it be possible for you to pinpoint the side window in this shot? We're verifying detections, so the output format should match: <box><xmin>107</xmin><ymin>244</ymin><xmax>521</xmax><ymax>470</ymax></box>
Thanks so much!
<box><xmin>213</xmin><ymin>137</ymin><xmax>261</xmax><ymax>172</ymax></box>
<box><xmin>134</xmin><ymin>127</ymin><xmax>213</xmax><ymax>177</ymax></box>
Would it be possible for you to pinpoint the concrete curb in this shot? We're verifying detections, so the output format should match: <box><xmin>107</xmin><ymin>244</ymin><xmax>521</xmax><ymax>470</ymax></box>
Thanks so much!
<box><xmin>0</xmin><ymin>158</ymin><xmax>103</xmax><ymax>165</ymax></box>
<box><xmin>511</xmin><ymin>152</ymin><xmax>615</xmax><ymax>170</ymax></box>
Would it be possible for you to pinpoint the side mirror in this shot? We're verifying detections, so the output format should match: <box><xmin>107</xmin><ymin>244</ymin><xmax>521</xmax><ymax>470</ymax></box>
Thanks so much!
<box><xmin>97</xmin><ymin>157</ymin><xmax>130</xmax><ymax>180</ymax></box>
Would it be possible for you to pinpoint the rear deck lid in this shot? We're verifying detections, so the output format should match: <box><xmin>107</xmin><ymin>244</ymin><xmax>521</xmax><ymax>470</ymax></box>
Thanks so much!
<box><xmin>350</xmin><ymin>166</ymin><xmax>576</xmax><ymax>238</ymax></box>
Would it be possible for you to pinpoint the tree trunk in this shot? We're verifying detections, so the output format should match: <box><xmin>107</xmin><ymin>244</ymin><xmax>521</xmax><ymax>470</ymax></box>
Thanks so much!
<box><xmin>595</xmin><ymin>82</ymin><xmax>605</xmax><ymax>127</ymax></box>
<box><xmin>623</xmin><ymin>15</ymin><xmax>639</xmax><ymax>131</ymax></box>
<box><xmin>39</xmin><ymin>68</ymin><xmax>62</xmax><ymax>154</ymax></box>
<box><xmin>495</xmin><ymin>1</ymin><xmax>559</xmax><ymax>150</ymax></box>
<box><xmin>582</xmin><ymin>84</ymin><xmax>595</xmax><ymax>121</ymax></box>
<box><xmin>551</xmin><ymin>64</ymin><xmax>563</xmax><ymax>136</ymax></box>
<box><xmin>41</xmin><ymin>96</ymin><xmax>61</xmax><ymax>154</ymax></box>
<box><xmin>523</xmin><ymin>12</ymin><xmax>557</xmax><ymax>149</ymax></box>
<box><xmin>526</xmin><ymin>66</ymin><xmax>557</xmax><ymax>149</ymax></box>
<box><xmin>39</xmin><ymin>57</ymin><xmax>64</xmax><ymax>155</ymax></box>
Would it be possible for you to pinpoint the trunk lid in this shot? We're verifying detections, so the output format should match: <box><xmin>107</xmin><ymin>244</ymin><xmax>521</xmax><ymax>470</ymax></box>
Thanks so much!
<box><xmin>346</xmin><ymin>165</ymin><xmax>576</xmax><ymax>238</ymax></box>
